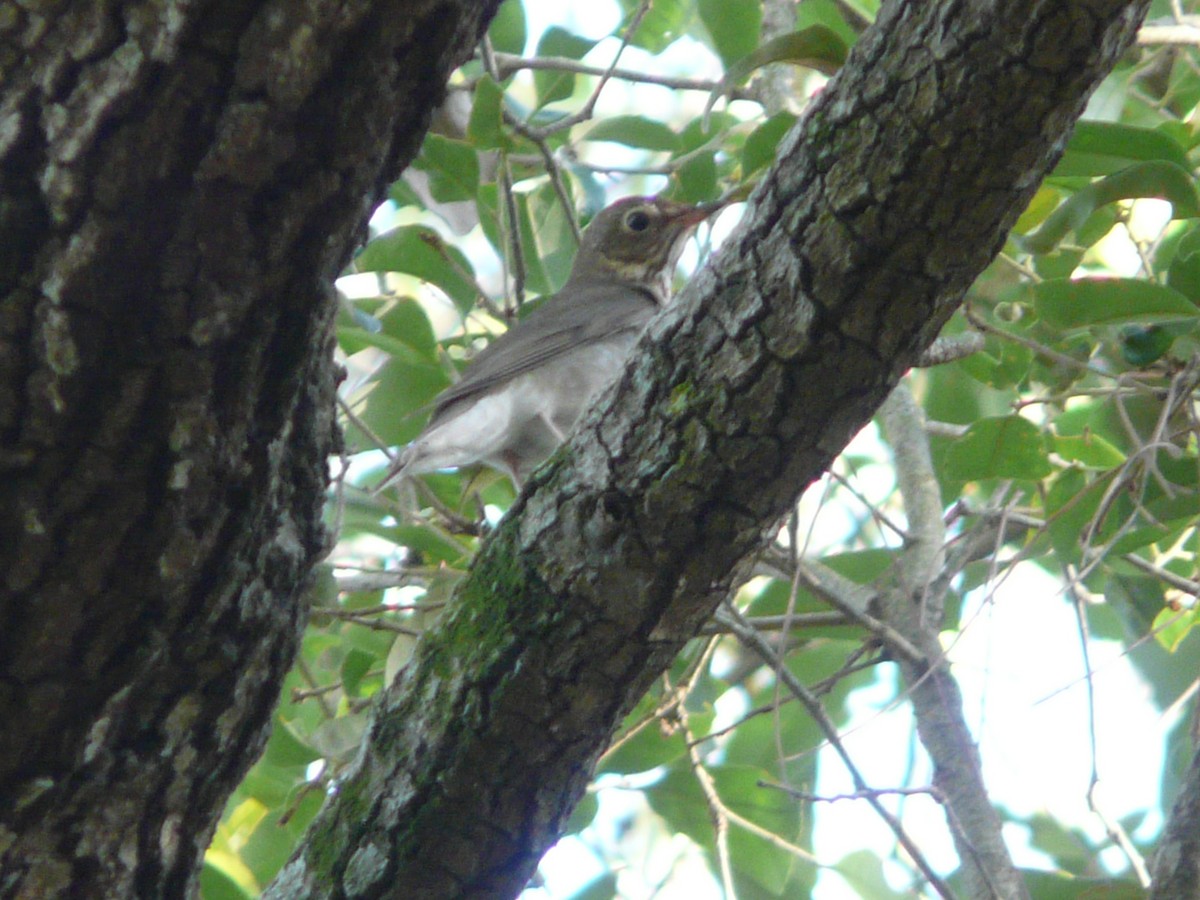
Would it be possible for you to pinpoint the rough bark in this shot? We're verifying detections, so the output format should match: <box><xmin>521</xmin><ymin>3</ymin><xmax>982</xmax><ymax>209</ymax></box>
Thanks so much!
<box><xmin>268</xmin><ymin>1</ymin><xmax>1151</xmax><ymax>898</ymax></box>
<box><xmin>0</xmin><ymin>1</ymin><xmax>497</xmax><ymax>896</ymax></box>
<box><xmin>1152</xmin><ymin>744</ymin><xmax>1200</xmax><ymax>899</ymax></box>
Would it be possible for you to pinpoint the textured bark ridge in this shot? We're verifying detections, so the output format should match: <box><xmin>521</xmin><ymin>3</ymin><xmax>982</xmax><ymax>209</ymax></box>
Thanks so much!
<box><xmin>270</xmin><ymin>2</ymin><xmax>1150</xmax><ymax>899</ymax></box>
<box><xmin>0</xmin><ymin>2</ymin><xmax>498</xmax><ymax>896</ymax></box>
<box><xmin>1152</xmin><ymin>747</ymin><xmax>1200</xmax><ymax>898</ymax></box>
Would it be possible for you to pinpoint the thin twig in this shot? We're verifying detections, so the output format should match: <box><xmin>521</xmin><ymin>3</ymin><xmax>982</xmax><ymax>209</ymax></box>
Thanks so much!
<box><xmin>762</xmin><ymin>782</ymin><xmax>939</xmax><ymax>804</ymax></box>
<box><xmin>717</xmin><ymin>604</ymin><xmax>956</xmax><ymax>899</ymax></box>
<box><xmin>699</xmin><ymin>611</ymin><xmax>850</xmax><ymax>634</ymax></box>
<box><xmin>513</xmin><ymin>1</ymin><xmax>655</xmax><ymax>141</ymax></box>
<box><xmin>1139</xmin><ymin>23</ymin><xmax>1200</xmax><ymax>44</ymax></box>
<box><xmin>296</xmin><ymin>657</ymin><xmax>337</xmax><ymax>719</ymax></box>
<box><xmin>1121</xmin><ymin>552</ymin><xmax>1200</xmax><ymax>595</ymax></box>
<box><xmin>680</xmin><ymin>702</ymin><xmax>738</xmax><ymax>898</ymax></box>
<box><xmin>1067</xmin><ymin>565</ymin><xmax>1153</xmax><ymax>886</ymax></box>
<box><xmin>490</xmin><ymin>52</ymin><xmax>744</xmax><ymax>96</ymax></box>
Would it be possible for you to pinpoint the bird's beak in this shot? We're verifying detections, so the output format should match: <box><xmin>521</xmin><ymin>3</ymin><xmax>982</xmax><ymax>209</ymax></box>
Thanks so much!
<box><xmin>661</xmin><ymin>200</ymin><xmax>723</xmax><ymax>229</ymax></box>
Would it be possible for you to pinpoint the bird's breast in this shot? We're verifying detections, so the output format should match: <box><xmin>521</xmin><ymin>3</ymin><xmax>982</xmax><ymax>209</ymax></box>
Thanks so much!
<box><xmin>516</xmin><ymin>333</ymin><xmax>640</xmax><ymax>429</ymax></box>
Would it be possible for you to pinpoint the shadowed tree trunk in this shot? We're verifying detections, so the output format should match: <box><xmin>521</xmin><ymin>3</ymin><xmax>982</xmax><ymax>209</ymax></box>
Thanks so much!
<box><xmin>0</xmin><ymin>2</ymin><xmax>498</xmax><ymax>896</ymax></box>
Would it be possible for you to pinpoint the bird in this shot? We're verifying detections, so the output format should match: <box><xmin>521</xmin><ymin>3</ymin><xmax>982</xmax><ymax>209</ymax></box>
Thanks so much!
<box><xmin>372</xmin><ymin>195</ymin><xmax>718</xmax><ymax>493</ymax></box>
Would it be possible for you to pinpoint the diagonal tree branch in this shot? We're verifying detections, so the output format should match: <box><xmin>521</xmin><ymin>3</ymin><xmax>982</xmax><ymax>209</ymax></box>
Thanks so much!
<box><xmin>270</xmin><ymin>1</ymin><xmax>1152</xmax><ymax>896</ymax></box>
<box><xmin>1152</xmin><ymin>743</ymin><xmax>1200</xmax><ymax>897</ymax></box>
<box><xmin>877</xmin><ymin>382</ymin><xmax>1024</xmax><ymax>899</ymax></box>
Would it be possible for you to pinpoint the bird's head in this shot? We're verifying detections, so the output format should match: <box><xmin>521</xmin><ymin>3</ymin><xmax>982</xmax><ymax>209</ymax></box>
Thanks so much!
<box><xmin>568</xmin><ymin>196</ymin><xmax>719</xmax><ymax>301</ymax></box>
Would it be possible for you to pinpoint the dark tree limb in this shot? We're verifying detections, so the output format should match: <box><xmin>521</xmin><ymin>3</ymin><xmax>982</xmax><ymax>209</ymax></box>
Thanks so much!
<box><xmin>1152</xmin><ymin>742</ymin><xmax>1200</xmax><ymax>899</ymax></box>
<box><xmin>0</xmin><ymin>2</ymin><xmax>498</xmax><ymax>896</ymax></box>
<box><xmin>270</xmin><ymin>1</ymin><xmax>1152</xmax><ymax>898</ymax></box>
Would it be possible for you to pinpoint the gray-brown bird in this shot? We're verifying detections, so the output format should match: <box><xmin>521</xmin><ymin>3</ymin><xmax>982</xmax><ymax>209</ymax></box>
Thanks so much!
<box><xmin>373</xmin><ymin>195</ymin><xmax>717</xmax><ymax>492</ymax></box>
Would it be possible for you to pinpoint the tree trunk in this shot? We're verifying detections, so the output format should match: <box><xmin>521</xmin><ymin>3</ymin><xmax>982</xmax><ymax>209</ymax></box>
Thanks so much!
<box><xmin>1152</xmin><ymin>744</ymin><xmax>1200</xmax><ymax>899</ymax></box>
<box><xmin>0</xmin><ymin>2</ymin><xmax>497</xmax><ymax>896</ymax></box>
<box><xmin>266</xmin><ymin>1</ymin><xmax>1152</xmax><ymax>898</ymax></box>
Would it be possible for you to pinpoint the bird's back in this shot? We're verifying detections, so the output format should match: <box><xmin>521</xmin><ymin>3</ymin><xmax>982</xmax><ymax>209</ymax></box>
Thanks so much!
<box><xmin>401</xmin><ymin>280</ymin><xmax>660</xmax><ymax>481</ymax></box>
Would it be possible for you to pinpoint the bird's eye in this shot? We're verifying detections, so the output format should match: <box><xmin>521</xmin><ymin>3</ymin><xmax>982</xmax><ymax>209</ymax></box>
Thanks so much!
<box><xmin>624</xmin><ymin>209</ymin><xmax>651</xmax><ymax>232</ymax></box>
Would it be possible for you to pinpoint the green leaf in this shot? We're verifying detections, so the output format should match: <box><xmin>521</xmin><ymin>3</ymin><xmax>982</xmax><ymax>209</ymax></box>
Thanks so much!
<box><xmin>337</xmin><ymin>327</ymin><xmax>428</xmax><ymax>368</ymax></box>
<box><xmin>1052</xmin><ymin>432</ymin><xmax>1125</xmax><ymax>469</ymax></box>
<box><xmin>360</xmin><ymin>356</ymin><xmax>451</xmax><ymax>447</ymax></box>
<box><xmin>533</xmin><ymin>27</ymin><xmax>596</xmax><ymax>108</ymax></box>
<box><xmin>833</xmin><ymin>851</ymin><xmax>894</xmax><ymax>898</ymax></box>
<box><xmin>487</xmin><ymin>0</ymin><xmax>526</xmax><ymax>55</ymax></box>
<box><xmin>1152</xmin><ymin>605</ymin><xmax>1198</xmax><ymax>653</ymax></box>
<box><xmin>1021</xmin><ymin>870</ymin><xmax>1147</xmax><ymax>899</ymax></box>
<box><xmin>1024</xmin><ymin>813</ymin><xmax>1095</xmax><ymax>875</ymax></box>
<box><xmin>387</xmin><ymin>175</ymin><xmax>423</xmax><ymax>210</ymax></box>
<box><xmin>943</xmin><ymin>415</ymin><xmax>1052</xmax><ymax>481</ymax></box>
<box><xmin>676</xmin><ymin>150</ymin><xmax>718</xmax><ymax>202</ymax></box>
<box><xmin>1033</xmin><ymin>278</ymin><xmax>1200</xmax><ymax>331</ymax></box>
<box><xmin>1112</xmin><ymin>493</ymin><xmax>1200</xmax><ymax>555</ymax></box>
<box><xmin>706</xmin><ymin>27</ymin><xmax>847</xmax><ymax>119</ymax></box>
<box><xmin>235</xmin><ymin>761</ymin><xmax>304</xmax><ymax>808</ymax></box>
<box><xmin>345</xmin><ymin>615</ymin><xmax>398</xmax><ymax>657</ymax></box>
<box><xmin>1055</xmin><ymin>120</ymin><xmax>1190</xmax><ymax>176</ymax></box>
<box><xmin>412</xmin><ymin>135</ymin><xmax>479</xmax><ymax>203</ymax></box>
<box><xmin>618</xmin><ymin>0</ymin><xmax>691</xmax><ymax>53</ymax></box>
<box><xmin>340</xmin><ymin>647</ymin><xmax>375</xmax><ymax>697</ymax></box>
<box><xmin>741</xmin><ymin>26</ymin><xmax>847</xmax><ymax>78</ymax></box>
<box><xmin>308</xmin><ymin>715</ymin><xmax>367</xmax><ymax>764</ymax></box>
<box><xmin>379</xmin><ymin>297</ymin><xmax>438</xmax><ymax>357</ymax></box>
<box><xmin>1013</xmin><ymin>185</ymin><xmax>1062</xmax><ymax>234</ymax></box>
<box><xmin>956</xmin><ymin>337</ymin><xmax>1032</xmax><ymax>390</ymax></box>
<box><xmin>1044</xmin><ymin>468</ymin><xmax>1102</xmax><ymax>562</ymax></box>
<box><xmin>1019</xmin><ymin>161</ymin><xmax>1200</xmax><ymax>254</ymax></box>
<box><xmin>467</xmin><ymin>75</ymin><xmax>508</xmax><ymax>150</ymax></box>
<box><xmin>698</xmin><ymin>0</ymin><xmax>762</xmax><ymax>69</ymax></box>
<box><xmin>1032</xmin><ymin>246</ymin><xmax>1086</xmax><ymax>281</ymax></box>
<box><xmin>598</xmin><ymin>697</ymin><xmax>688</xmax><ymax>775</ymax></box>
<box><xmin>743</xmin><ymin>112</ymin><xmax>797</xmax><ymax>176</ymax></box>
<box><xmin>263</xmin><ymin>721</ymin><xmax>321</xmax><ymax>767</ymax></box>
<box><xmin>389</xmin><ymin>520</ymin><xmax>474</xmax><ymax>566</ymax></box>
<box><xmin>236</xmin><ymin>809</ymin><xmax>301</xmax><ymax>885</ymax></box>
<box><xmin>681</xmin><ymin>111</ymin><xmax>737</xmax><ymax>151</ymax></box>
<box><xmin>354</xmin><ymin>226</ymin><xmax>479</xmax><ymax>312</ymax></box>
<box><xmin>823</xmin><ymin>548</ymin><xmax>896</xmax><ymax>583</ymax></box>
<box><xmin>563</xmin><ymin>790</ymin><xmax>598</xmax><ymax>834</ymax></box>
<box><xmin>584</xmin><ymin>116</ymin><xmax>680</xmax><ymax>151</ymax></box>
<box><xmin>523</xmin><ymin>184</ymin><xmax>577</xmax><ymax>294</ymax></box>
<box><xmin>200</xmin><ymin>858</ymin><xmax>257</xmax><ymax>900</ymax></box>
<box><xmin>647</xmin><ymin>764</ymin><xmax>803</xmax><ymax>894</ymax></box>
<box><xmin>1167</xmin><ymin>226</ymin><xmax>1200</xmax><ymax>303</ymax></box>
<box><xmin>671</xmin><ymin>114</ymin><xmax>734</xmax><ymax>203</ymax></box>
<box><xmin>1072</xmin><ymin>120</ymin><xmax>1189</xmax><ymax>166</ymax></box>
<box><xmin>644</xmin><ymin>764</ymin><xmax>713</xmax><ymax>847</ymax></box>
<box><xmin>718</xmin><ymin>768</ymin><xmax>806</xmax><ymax>893</ymax></box>
<box><xmin>796</xmin><ymin>0</ymin><xmax>865</xmax><ymax>44</ymax></box>
<box><xmin>338</xmin><ymin>297</ymin><xmax>441</xmax><ymax>367</ymax></box>
<box><xmin>476</xmin><ymin>183</ymin><xmax>574</xmax><ymax>296</ymax></box>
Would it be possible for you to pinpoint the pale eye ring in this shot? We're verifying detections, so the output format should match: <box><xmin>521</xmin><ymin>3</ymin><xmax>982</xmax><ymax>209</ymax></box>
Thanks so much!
<box><xmin>624</xmin><ymin>209</ymin><xmax>651</xmax><ymax>232</ymax></box>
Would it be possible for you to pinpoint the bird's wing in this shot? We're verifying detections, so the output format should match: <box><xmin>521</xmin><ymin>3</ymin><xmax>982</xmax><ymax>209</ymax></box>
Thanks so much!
<box><xmin>429</xmin><ymin>282</ymin><xmax>659</xmax><ymax>416</ymax></box>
